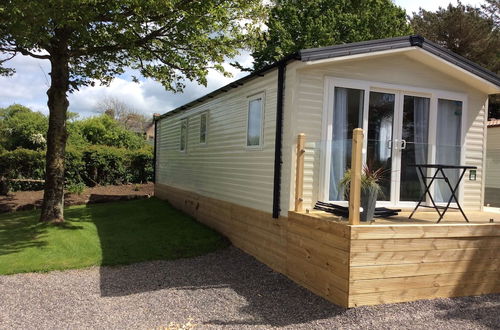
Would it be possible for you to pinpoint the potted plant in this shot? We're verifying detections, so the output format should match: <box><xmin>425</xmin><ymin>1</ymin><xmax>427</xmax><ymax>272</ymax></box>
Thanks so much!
<box><xmin>339</xmin><ymin>165</ymin><xmax>385</xmax><ymax>221</ymax></box>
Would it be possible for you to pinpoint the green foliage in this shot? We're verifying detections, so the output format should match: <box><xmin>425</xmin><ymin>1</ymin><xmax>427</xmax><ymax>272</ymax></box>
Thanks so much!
<box><xmin>0</xmin><ymin>0</ymin><xmax>265</xmax><ymax>91</ymax></box>
<box><xmin>81</xmin><ymin>145</ymin><xmax>153</xmax><ymax>186</ymax></box>
<box><xmin>251</xmin><ymin>0</ymin><xmax>412</xmax><ymax>69</ymax></box>
<box><xmin>0</xmin><ymin>146</ymin><xmax>153</xmax><ymax>191</ymax></box>
<box><xmin>0</xmin><ymin>148</ymin><xmax>45</xmax><ymax>180</ymax></box>
<box><xmin>0</xmin><ymin>198</ymin><xmax>229</xmax><ymax>275</ymax></box>
<box><xmin>0</xmin><ymin>105</ymin><xmax>153</xmax><ymax>190</ymax></box>
<box><xmin>128</xmin><ymin>147</ymin><xmax>154</xmax><ymax>184</ymax></box>
<box><xmin>410</xmin><ymin>2</ymin><xmax>500</xmax><ymax>74</ymax></box>
<box><xmin>66</xmin><ymin>182</ymin><xmax>86</xmax><ymax>195</ymax></box>
<box><xmin>0</xmin><ymin>104</ymin><xmax>48</xmax><ymax>151</ymax></box>
<box><xmin>75</xmin><ymin>114</ymin><xmax>146</xmax><ymax>149</ymax></box>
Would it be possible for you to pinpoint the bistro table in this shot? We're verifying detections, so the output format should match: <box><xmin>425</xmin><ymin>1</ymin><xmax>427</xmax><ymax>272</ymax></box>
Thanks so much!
<box><xmin>409</xmin><ymin>164</ymin><xmax>477</xmax><ymax>223</ymax></box>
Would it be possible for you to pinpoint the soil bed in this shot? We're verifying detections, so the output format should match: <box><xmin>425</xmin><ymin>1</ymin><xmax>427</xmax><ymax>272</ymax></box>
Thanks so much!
<box><xmin>0</xmin><ymin>183</ymin><xmax>153</xmax><ymax>213</ymax></box>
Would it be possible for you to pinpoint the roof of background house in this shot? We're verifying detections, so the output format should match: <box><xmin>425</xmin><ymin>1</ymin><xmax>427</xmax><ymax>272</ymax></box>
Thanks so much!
<box><xmin>157</xmin><ymin>35</ymin><xmax>500</xmax><ymax>120</ymax></box>
<box><xmin>488</xmin><ymin>119</ymin><xmax>500</xmax><ymax>127</ymax></box>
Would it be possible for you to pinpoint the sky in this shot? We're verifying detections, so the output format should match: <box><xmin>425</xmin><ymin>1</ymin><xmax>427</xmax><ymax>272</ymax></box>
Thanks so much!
<box><xmin>0</xmin><ymin>0</ymin><xmax>485</xmax><ymax>118</ymax></box>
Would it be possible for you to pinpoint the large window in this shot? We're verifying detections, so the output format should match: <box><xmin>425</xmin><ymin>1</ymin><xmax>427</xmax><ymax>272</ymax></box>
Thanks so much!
<box><xmin>180</xmin><ymin>118</ymin><xmax>188</xmax><ymax>152</ymax></box>
<box><xmin>435</xmin><ymin>99</ymin><xmax>462</xmax><ymax>202</ymax></box>
<box><xmin>247</xmin><ymin>96</ymin><xmax>263</xmax><ymax>147</ymax></box>
<box><xmin>200</xmin><ymin>112</ymin><xmax>208</xmax><ymax>144</ymax></box>
<box><xmin>329</xmin><ymin>87</ymin><xmax>364</xmax><ymax>200</ymax></box>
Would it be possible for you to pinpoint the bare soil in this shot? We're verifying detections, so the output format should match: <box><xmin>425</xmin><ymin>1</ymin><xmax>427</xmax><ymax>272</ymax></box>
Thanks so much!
<box><xmin>0</xmin><ymin>183</ymin><xmax>154</xmax><ymax>213</ymax></box>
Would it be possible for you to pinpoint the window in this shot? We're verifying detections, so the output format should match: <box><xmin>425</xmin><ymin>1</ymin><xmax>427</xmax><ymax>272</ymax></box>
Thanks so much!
<box><xmin>199</xmin><ymin>112</ymin><xmax>208</xmax><ymax>144</ymax></box>
<box><xmin>180</xmin><ymin>118</ymin><xmax>188</xmax><ymax>152</ymax></box>
<box><xmin>247</xmin><ymin>96</ymin><xmax>263</xmax><ymax>147</ymax></box>
<box><xmin>329</xmin><ymin>87</ymin><xmax>364</xmax><ymax>200</ymax></box>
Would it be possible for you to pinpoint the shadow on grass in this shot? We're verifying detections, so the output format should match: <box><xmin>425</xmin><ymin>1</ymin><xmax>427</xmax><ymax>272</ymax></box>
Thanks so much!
<box><xmin>0</xmin><ymin>211</ymin><xmax>48</xmax><ymax>255</ymax></box>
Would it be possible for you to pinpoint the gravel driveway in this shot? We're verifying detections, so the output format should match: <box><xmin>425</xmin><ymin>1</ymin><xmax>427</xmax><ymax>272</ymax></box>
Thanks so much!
<box><xmin>0</xmin><ymin>246</ymin><xmax>498</xmax><ymax>329</ymax></box>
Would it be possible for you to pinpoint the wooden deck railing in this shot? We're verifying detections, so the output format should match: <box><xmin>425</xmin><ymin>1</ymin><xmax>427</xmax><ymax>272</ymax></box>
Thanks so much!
<box><xmin>293</xmin><ymin>128</ymin><xmax>364</xmax><ymax>224</ymax></box>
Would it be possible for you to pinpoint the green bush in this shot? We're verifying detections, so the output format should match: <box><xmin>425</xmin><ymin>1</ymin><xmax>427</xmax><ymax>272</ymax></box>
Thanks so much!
<box><xmin>8</xmin><ymin>180</ymin><xmax>45</xmax><ymax>192</ymax></box>
<box><xmin>67</xmin><ymin>182</ymin><xmax>86</xmax><ymax>195</ymax></box>
<box><xmin>129</xmin><ymin>147</ymin><xmax>154</xmax><ymax>183</ymax></box>
<box><xmin>65</xmin><ymin>148</ymin><xmax>85</xmax><ymax>185</ymax></box>
<box><xmin>0</xmin><ymin>145</ymin><xmax>153</xmax><ymax>191</ymax></box>
<box><xmin>0</xmin><ymin>148</ymin><xmax>45</xmax><ymax>180</ymax></box>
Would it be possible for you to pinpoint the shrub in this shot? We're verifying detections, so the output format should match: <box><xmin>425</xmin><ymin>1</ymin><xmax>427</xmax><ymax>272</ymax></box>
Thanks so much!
<box><xmin>8</xmin><ymin>180</ymin><xmax>45</xmax><ymax>192</ymax></box>
<box><xmin>0</xmin><ymin>145</ymin><xmax>153</xmax><ymax>191</ymax></box>
<box><xmin>128</xmin><ymin>147</ymin><xmax>154</xmax><ymax>183</ymax></box>
<box><xmin>0</xmin><ymin>148</ymin><xmax>45</xmax><ymax>180</ymax></box>
<box><xmin>65</xmin><ymin>148</ymin><xmax>85</xmax><ymax>185</ymax></box>
<box><xmin>67</xmin><ymin>182</ymin><xmax>86</xmax><ymax>195</ymax></box>
<box><xmin>81</xmin><ymin>145</ymin><xmax>130</xmax><ymax>186</ymax></box>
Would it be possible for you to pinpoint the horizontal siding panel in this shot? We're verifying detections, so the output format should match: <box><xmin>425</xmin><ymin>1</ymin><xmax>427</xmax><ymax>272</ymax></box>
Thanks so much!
<box><xmin>157</xmin><ymin>71</ymin><xmax>279</xmax><ymax>212</ymax></box>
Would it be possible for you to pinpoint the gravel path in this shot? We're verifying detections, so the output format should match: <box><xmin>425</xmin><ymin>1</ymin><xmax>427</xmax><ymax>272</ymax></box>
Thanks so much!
<box><xmin>0</xmin><ymin>246</ymin><xmax>498</xmax><ymax>330</ymax></box>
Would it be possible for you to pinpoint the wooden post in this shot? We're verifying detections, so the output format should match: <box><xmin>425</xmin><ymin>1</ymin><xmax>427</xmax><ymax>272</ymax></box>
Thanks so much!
<box><xmin>349</xmin><ymin>128</ymin><xmax>364</xmax><ymax>225</ymax></box>
<box><xmin>294</xmin><ymin>133</ymin><xmax>306</xmax><ymax>212</ymax></box>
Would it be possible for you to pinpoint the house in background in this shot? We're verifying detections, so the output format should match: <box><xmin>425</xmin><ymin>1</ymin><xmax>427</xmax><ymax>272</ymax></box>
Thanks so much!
<box><xmin>486</xmin><ymin>119</ymin><xmax>500</xmax><ymax>207</ymax></box>
<box><xmin>154</xmin><ymin>36</ymin><xmax>500</xmax><ymax>307</ymax></box>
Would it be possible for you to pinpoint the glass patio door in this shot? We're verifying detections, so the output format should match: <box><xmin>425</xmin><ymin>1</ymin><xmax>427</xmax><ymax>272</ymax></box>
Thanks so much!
<box><xmin>326</xmin><ymin>78</ymin><xmax>463</xmax><ymax>207</ymax></box>
<box><xmin>366</xmin><ymin>91</ymin><xmax>431</xmax><ymax>205</ymax></box>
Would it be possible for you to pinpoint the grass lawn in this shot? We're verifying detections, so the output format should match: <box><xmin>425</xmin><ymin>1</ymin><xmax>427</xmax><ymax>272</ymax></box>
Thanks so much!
<box><xmin>0</xmin><ymin>198</ymin><xmax>229</xmax><ymax>275</ymax></box>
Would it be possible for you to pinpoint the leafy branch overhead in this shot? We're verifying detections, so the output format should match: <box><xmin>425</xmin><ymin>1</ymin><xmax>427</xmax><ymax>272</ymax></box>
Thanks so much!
<box><xmin>250</xmin><ymin>0</ymin><xmax>412</xmax><ymax>70</ymax></box>
<box><xmin>0</xmin><ymin>0</ymin><xmax>265</xmax><ymax>91</ymax></box>
<box><xmin>0</xmin><ymin>0</ymin><xmax>265</xmax><ymax>222</ymax></box>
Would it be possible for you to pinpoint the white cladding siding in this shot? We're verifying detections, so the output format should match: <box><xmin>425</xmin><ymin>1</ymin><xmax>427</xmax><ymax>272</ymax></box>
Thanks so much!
<box><xmin>486</xmin><ymin>127</ymin><xmax>500</xmax><ymax>189</ymax></box>
<box><xmin>156</xmin><ymin>71</ymin><xmax>278</xmax><ymax>212</ymax></box>
<box><xmin>287</xmin><ymin>53</ymin><xmax>488</xmax><ymax>211</ymax></box>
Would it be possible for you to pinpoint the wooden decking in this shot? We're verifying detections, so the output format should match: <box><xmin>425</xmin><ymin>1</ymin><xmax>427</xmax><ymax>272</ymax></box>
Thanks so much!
<box><xmin>156</xmin><ymin>183</ymin><xmax>499</xmax><ymax>308</ymax></box>
<box><xmin>303</xmin><ymin>209</ymin><xmax>500</xmax><ymax>224</ymax></box>
<box><xmin>290</xmin><ymin>210</ymin><xmax>500</xmax><ymax>307</ymax></box>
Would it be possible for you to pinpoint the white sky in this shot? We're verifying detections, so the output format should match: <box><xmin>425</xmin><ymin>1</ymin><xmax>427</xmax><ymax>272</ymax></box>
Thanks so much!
<box><xmin>0</xmin><ymin>0</ymin><xmax>486</xmax><ymax>118</ymax></box>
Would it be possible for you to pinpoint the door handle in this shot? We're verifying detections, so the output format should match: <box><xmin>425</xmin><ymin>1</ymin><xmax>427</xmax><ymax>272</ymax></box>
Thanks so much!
<box><xmin>400</xmin><ymin>139</ymin><xmax>407</xmax><ymax>150</ymax></box>
<box><xmin>387</xmin><ymin>140</ymin><xmax>393</xmax><ymax>150</ymax></box>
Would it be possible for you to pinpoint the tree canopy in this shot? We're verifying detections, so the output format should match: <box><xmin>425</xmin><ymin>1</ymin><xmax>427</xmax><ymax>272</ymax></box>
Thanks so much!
<box><xmin>251</xmin><ymin>0</ymin><xmax>412</xmax><ymax>70</ymax></box>
<box><xmin>410</xmin><ymin>1</ymin><xmax>500</xmax><ymax>75</ymax></box>
<box><xmin>0</xmin><ymin>0</ymin><xmax>264</xmax><ymax>222</ymax></box>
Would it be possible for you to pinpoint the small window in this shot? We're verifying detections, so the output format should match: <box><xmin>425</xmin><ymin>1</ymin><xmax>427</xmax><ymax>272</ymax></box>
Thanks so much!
<box><xmin>247</xmin><ymin>96</ymin><xmax>263</xmax><ymax>147</ymax></box>
<box><xmin>200</xmin><ymin>112</ymin><xmax>208</xmax><ymax>144</ymax></box>
<box><xmin>180</xmin><ymin>118</ymin><xmax>188</xmax><ymax>152</ymax></box>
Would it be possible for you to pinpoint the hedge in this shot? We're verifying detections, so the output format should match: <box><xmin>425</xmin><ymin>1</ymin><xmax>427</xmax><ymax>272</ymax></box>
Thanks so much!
<box><xmin>0</xmin><ymin>146</ymin><xmax>153</xmax><ymax>191</ymax></box>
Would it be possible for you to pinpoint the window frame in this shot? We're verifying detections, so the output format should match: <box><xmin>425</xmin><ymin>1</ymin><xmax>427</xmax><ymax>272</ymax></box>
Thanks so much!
<box><xmin>246</xmin><ymin>93</ymin><xmax>265</xmax><ymax>149</ymax></box>
<box><xmin>179</xmin><ymin>118</ymin><xmax>188</xmax><ymax>152</ymax></box>
<box><xmin>199</xmin><ymin>111</ymin><xmax>208</xmax><ymax>145</ymax></box>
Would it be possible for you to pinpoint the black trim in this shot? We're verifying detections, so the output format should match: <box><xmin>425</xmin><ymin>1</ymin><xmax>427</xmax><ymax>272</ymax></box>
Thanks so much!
<box><xmin>153</xmin><ymin>119</ymin><xmax>158</xmax><ymax>183</ymax></box>
<box><xmin>156</xmin><ymin>54</ymin><xmax>299</xmax><ymax>121</ymax></box>
<box><xmin>272</xmin><ymin>63</ymin><xmax>286</xmax><ymax>219</ymax></box>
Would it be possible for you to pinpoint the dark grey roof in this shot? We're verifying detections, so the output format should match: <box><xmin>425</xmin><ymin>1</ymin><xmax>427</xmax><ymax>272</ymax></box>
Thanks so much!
<box><xmin>299</xmin><ymin>35</ymin><xmax>500</xmax><ymax>87</ymax></box>
<box><xmin>157</xmin><ymin>35</ymin><xmax>500</xmax><ymax>120</ymax></box>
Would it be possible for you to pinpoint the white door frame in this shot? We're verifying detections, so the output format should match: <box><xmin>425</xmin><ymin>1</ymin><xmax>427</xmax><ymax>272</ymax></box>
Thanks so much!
<box><xmin>320</xmin><ymin>76</ymin><xmax>467</xmax><ymax>208</ymax></box>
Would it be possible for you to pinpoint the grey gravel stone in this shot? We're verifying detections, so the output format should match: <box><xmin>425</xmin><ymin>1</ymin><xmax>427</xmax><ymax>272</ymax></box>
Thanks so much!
<box><xmin>0</xmin><ymin>246</ymin><xmax>498</xmax><ymax>329</ymax></box>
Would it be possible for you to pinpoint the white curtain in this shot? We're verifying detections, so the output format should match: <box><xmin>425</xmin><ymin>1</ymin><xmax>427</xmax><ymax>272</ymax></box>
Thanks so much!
<box><xmin>330</xmin><ymin>88</ymin><xmax>348</xmax><ymax>200</ymax></box>
<box><xmin>435</xmin><ymin>99</ymin><xmax>462</xmax><ymax>202</ymax></box>
<box><xmin>378</xmin><ymin>117</ymin><xmax>392</xmax><ymax>161</ymax></box>
<box><xmin>413</xmin><ymin>97</ymin><xmax>430</xmax><ymax>192</ymax></box>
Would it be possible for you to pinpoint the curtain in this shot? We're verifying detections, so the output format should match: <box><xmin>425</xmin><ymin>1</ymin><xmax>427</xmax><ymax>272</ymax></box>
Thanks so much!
<box><xmin>413</xmin><ymin>97</ymin><xmax>430</xmax><ymax>193</ymax></box>
<box><xmin>435</xmin><ymin>99</ymin><xmax>462</xmax><ymax>202</ymax></box>
<box><xmin>330</xmin><ymin>87</ymin><xmax>348</xmax><ymax>200</ymax></box>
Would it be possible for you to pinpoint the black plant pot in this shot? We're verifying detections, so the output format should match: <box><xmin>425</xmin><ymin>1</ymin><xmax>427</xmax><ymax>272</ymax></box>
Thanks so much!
<box><xmin>360</xmin><ymin>186</ymin><xmax>378</xmax><ymax>222</ymax></box>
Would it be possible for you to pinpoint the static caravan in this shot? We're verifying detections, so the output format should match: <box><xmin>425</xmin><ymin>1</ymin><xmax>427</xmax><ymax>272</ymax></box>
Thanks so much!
<box><xmin>155</xmin><ymin>36</ymin><xmax>500</xmax><ymax>307</ymax></box>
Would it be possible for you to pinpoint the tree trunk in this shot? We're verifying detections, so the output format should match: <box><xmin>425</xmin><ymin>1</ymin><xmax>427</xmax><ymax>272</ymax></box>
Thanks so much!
<box><xmin>40</xmin><ymin>32</ymin><xmax>70</xmax><ymax>223</ymax></box>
